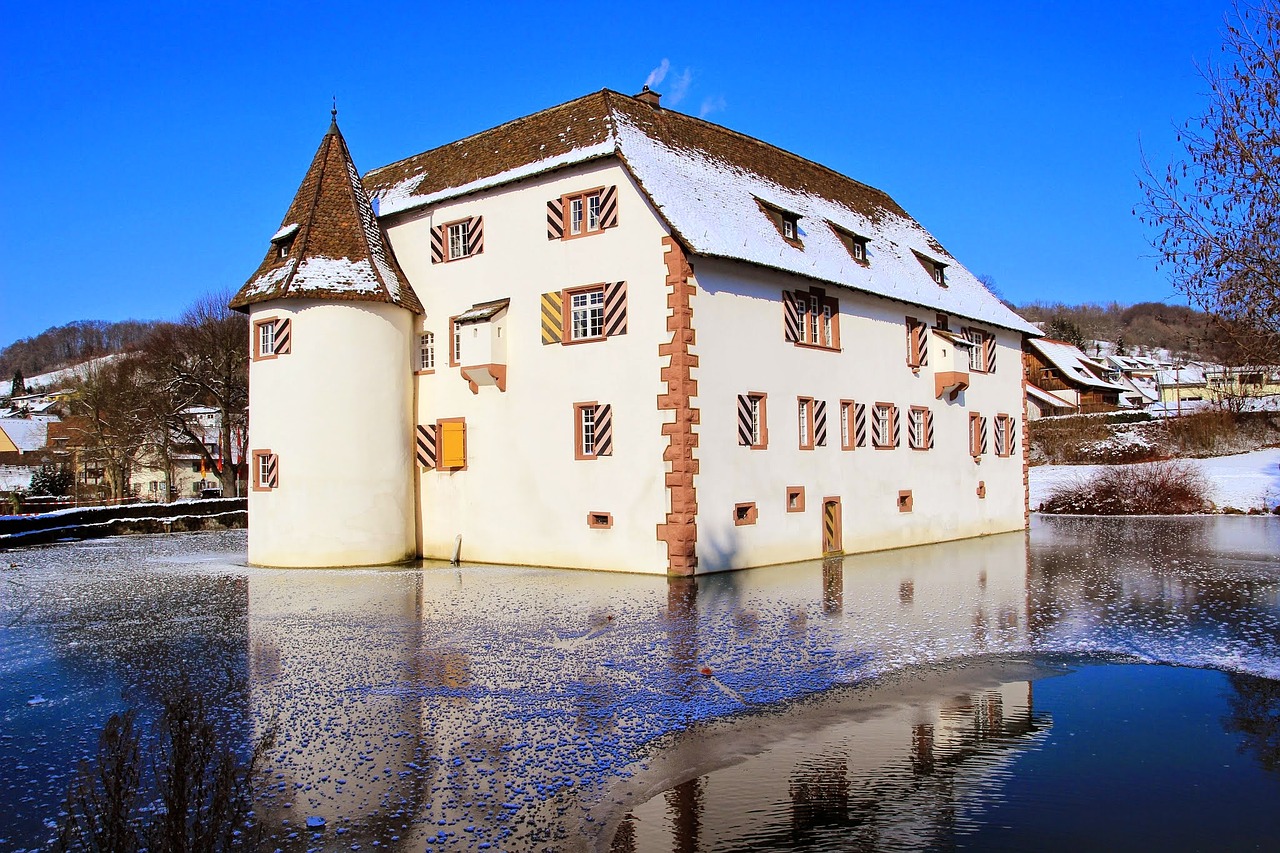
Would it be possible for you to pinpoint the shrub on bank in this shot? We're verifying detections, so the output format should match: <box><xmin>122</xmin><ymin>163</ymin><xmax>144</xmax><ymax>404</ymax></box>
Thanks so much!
<box><xmin>1040</xmin><ymin>460</ymin><xmax>1211</xmax><ymax>514</ymax></box>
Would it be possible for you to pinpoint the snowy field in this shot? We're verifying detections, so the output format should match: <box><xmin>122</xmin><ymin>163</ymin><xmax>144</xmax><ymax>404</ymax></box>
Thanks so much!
<box><xmin>1030</xmin><ymin>447</ymin><xmax>1280</xmax><ymax>512</ymax></box>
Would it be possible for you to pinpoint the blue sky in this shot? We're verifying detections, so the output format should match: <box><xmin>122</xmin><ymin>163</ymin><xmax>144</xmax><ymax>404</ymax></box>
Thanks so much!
<box><xmin>0</xmin><ymin>0</ymin><xmax>1233</xmax><ymax>346</ymax></box>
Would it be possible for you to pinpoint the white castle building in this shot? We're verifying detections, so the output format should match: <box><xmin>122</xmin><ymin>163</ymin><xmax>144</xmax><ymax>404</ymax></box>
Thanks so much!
<box><xmin>230</xmin><ymin>88</ymin><xmax>1037</xmax><ymax>574</ymax></box>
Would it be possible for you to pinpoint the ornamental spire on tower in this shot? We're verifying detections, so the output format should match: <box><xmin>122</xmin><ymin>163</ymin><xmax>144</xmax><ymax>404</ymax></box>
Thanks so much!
<box><xmin>230</xmin><ymin>110</ymin><xmax>422</xmax><ymax>314</ymax></box>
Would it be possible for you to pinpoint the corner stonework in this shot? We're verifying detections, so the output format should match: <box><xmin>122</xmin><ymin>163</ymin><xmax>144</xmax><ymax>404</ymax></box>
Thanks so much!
<box><xmin>656</xmin><ymin>237</ymin><xmax>699</xmax><ymax>575</ymax></box>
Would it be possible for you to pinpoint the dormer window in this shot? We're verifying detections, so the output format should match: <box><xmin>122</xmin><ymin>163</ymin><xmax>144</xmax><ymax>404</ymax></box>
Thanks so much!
<box><xmin>269</xmin><ymin>223</ymin><xmax>299</xmax><ymax>260</ymax></box>
<box><xmin>756</xmin><ymin>198</ymin><xmax>804</xmax><ymax>247</ymax></box>
<box><xmin>914</xmin><ymin>251</ymin><xmax>948</xmax><ymax>287</ymax></box>
<box><xmin>828</xmin><ymin>222</ymin><xmax>870</xmax><ymax>264</ymax></box>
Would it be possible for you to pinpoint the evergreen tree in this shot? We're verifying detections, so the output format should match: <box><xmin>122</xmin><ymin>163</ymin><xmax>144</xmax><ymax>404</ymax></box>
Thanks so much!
<box><xmin>9</xmin><ymin>368</ymin><xmax>24</xmax><ymax>397</ymax></box>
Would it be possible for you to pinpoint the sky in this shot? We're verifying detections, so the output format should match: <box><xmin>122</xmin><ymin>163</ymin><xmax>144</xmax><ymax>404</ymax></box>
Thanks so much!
<box><xmin>0</xmin><ymin>0</ymin><xmax>1238</xmax><ymax>347</ymax></box>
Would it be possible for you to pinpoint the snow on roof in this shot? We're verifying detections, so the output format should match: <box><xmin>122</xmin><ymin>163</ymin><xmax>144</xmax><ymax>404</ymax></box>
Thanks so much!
<box><xmin>0</xmin><ymin>418</ymin><xmax>50</xmax><ymax>452</ymax></box>
<box><xmin>1030</xmin><ymin>338</ymin><xmax>1126</xmax><ymax>391</ymax></box>
<box><xmin>1155</xmin><ymin>362</ymin><xmax>1212</xmax><ymax>386</ymax></box>
<box><xmin>231</xmin><ymin>121</ymin><xmax>423</xmax><ymax>315</ymax></box>
<box><xmin>363</xmin><ymin>89</ymin><xmax>1036</xmax><ymax>335</ymax></box>
<box><xmin>1026</xmin><ymin>383</ymin><xmax>1075</xmax><ymax>409</ymax></box>
<box><xmin>455</xmin><ymin>298</ymin><xmax>511</xmax><ymax>324</ymax></box>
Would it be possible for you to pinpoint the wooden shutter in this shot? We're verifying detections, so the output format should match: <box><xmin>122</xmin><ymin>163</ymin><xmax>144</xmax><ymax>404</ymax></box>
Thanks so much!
<box><xmin>980</xmin><ymin>416</ymin><xmax>989</xmax><ymax>455</ymax></box>
<box><xmin>783</xmin><ymin>291</ymin><xmax>801</xmax><ymax>342</ymax></box>
<box><xmin>599</xmin><ymin>185</ymin><xmax>619</xmax><ymax>229</ymax></box>
<box><xmin>854</xmin><ymin>402</ymin><xmax>867</xmax><ymax>447</ymax></box>
<box><xmin>595</xmin><ymin>404</ymin><xmax>613</xmax><ymax>456</ymax></box>
<box><xmin>439</xmin><ymin>421</ymin><xmax>466</xmax><ymax>469</ymax></box>
<box><xmin>540</xmin><ymin>291</ymin><xmax>564</xmax><ymax>345</ymax></box>
<box><xmin>814</xmin><ymin>401</ymin><xmax>828</xmax><ymax>447</ymax></box>
<box><xmin>737</xmin><ymin>395</ymin><xmax>753</xmax><ymax>446</ymax></box>
<box><xmin>1008</xmin><ymin>417</ymin><xmax>1017</xmax><ymax>455</ymax></box>
<box><xmin>984</xmin><ymin>333</ymin><xmax>996</xmax><ymax>373</ymax></box>
<box><xmin>925</xmin><ymin>410</ymin><xmax>935</xmax><ymax>449</ymax></box>
<box><xmin>547</xmin><ymin>199</ymin><xmax>564</xmax><ymax>240</ymax></box>
<box><xmin>467</xmin><ymin>216</ymin><xmax>484</xmax><ymax>256</ymax></box>
<box><xmin>604</xmin><ymin>281</ymin><xmax>627</xmax><ymax>337</ymax></box>
<box><xmin>415</xmin><ymin>424</ymin><xmax>437</xmax><ymax>469</ymax></box>
<box><xmin>430</xmin><ymin>224</ymin><xmax>445</xmax><ymax>263</ymax></box>
<box><xmin>264</xmin><ymin>454</ymin><xmax>279</xmax><ymax>488</ymax></box>
<box><xmin>906</xmin><ymin>317</ymin><xmax>927</xmax><ymax>367</ymax></box>
<box><xmin>892</xmin><ymin>406</ymin><xmax>901</xmax><ymax>448</ymax></box>
<box><xmin>274</xmin><ymin>318</ymin><xmax>292</xmax><ymax>355</ymax></box>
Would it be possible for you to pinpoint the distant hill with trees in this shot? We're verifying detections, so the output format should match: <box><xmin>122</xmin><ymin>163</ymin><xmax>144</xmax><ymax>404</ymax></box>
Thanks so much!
<box><xmin>1013</xmin><ymin>301</ymin><xmax>1246</xmax><ymax>361</ymax></box>
<box><xmin>0</xmin><ymin>319</ymin><xmax>160</xmax><ymax>381</ymax></box>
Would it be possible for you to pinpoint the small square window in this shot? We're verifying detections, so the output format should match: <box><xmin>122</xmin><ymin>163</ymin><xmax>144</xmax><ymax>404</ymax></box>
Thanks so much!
<box><xmin>786</xmin><ymin>486</ymin><xmax>806</xmax><ymax>513</ymax></box>
<box><xmin>898</xmin><ymin>490</ymin><xmax>913</xmax><ymax>513</ymax></box>
<box><xmin>734</xmin><ymin>502</ymin><xmax>758</xmax><ymax>526</ymax></box>
<box><xmin>782</xmin><ymin>215</ymin><xmax>798</xmax><ymax>240</ymax></box>
<box><xmin>587</xmin><ymin>512</ymin><xmax>613</xmax><ymax>529</ymax></box>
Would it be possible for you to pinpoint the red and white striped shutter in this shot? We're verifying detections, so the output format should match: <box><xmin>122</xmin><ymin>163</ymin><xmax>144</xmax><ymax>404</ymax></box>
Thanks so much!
<box><xmin>984</xmin><ymin>334</ymin><xmax>996</xmax><ymax>373</ymax></box>
<box><xmin>918</xmin><ymin>321</ymin><xmax>929</xmax><ymax>366</ymax></box>
<box><xmin>1008</xmin><ymin>417</ymin><xmax>1018</xmax><ymax>455</ymax></box>
<box><xmin>604</xmin><ymin>281</ymin><xmax>627</xmax><ymax>337</ymax></box>
<box><xmin>599</xmin><ymin>185</ymin><xmax>619</xmax><ymax>229</ymax></box>
<box><xmin>980</xmin><ymin>417</ymin><xmax>989</xmax><ymax>455</ymax></box>
<box><xmin>264</xmin><ymin>453</ymin><xmax>279</xmax><ymax>488</ymax></box>
<box><xmin>430</xmin><ymin>224</ymin><xmax>445</xmax><ymax>263</ymax></box>
<box><xmin>737</xmin><ymin>395</ymin><xmax>753</xmax><ymax>446</ymax></box>
<box><xmin>595</xmin><ymin>405</ymin><xmax>613</xmax><ymax>456</ymax></box>
<box><xmin>467</xmin><ymin>217</ymin><xmax>484</xmax><ymax>256</ymax></box>
<box><xmin>783</xmin><ymin>291</ymin><xmax>800</xmax><ymax>342</ymax></box>
<box><xmin>814</xmin><ymin>401</ymin><xmax>828</xmax><ymax>446</ymax></box>
<box><xmin>547</xmin><ymin>199</ymin><xmax>564</xmax><ymax>240</ymax></box>
<box><xmin>854</xmin><ymin>402</ymin><xmax>867</xmax><ymax>447</ymax></box>
<box><xmin>274</xmin><ymin>318</ymin><xmax>292</xmax><ymax>355</ymax></box>
<box><xmin>892</xmin><ymin>406</ymin><xmax>901</xmax><ymax>448</ymax></box>
<box><xmin>415</xmin><ymin>424</ymin><xmax>437</xmax><ymax>469</ymax></box>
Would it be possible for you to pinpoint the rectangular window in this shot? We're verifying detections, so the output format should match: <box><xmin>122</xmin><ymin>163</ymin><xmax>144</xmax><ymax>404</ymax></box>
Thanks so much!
<box><xmin>448</xmin><ymin>220</ymin><xmax>470</xmax><ymax>259</ymax></box>
<box><xmin>872</xmin><ymin>403</ymin><xmax>896</xmax><ymax>449</ymax></box>
<box><xmin>258</xmin><ymin>321</ymin><xmax>275</xmax><ymax>357</ymax></box>
<box><xmin>788</xmin><ymin>288</ymin><xmax>840</xmax><ymax>349</ymax></box>
<box><xmin>908</xmin><ymin>406</ymin><xmax>931</xmax><ymax>450</ymax></box>
<box><xmin>252</xmin><ymin>450</ymin><xmax>278</xmax><ymax>491</ymax></box>
<box><xmin>738</xmin><ymin>393</ymin><xmax>769</xmax><ymax>449</ymax></box>
<box><xmin>782</xmin><ymin>214</ymin><xmax>797</xmax><ymax>240</ymax></box>
<box><xmin>418</xmin><ymin>331</ymin><xmax>435</xmax><ymax>372</ymax></box>
<box><xmin>574</xmin><ymin>402</ymin><xmax>613</xmax><ymax>460</ymax></box>
<box><xmin>994</xmin><ymin>415</ymin><xmax>1008</xmax><ymax>457</ymax></box>
<box><xmin>564</xmin><ymin>190</ymin><xmax>605</xmax><ymax>238</ymax></box>
<box><xmin>798</xmin><ymin>397</ymin><xmax>814</xmax><ymax>450</ymax></box>
<box><xmin>569</xmin><ymin>287</ymin><xmax>605</xmax><ymax>341</ymax></box>
<box><xmin>966</xmin><ymin>328</ymin><xmax>987</xmax><ymax>372</ymax></box>
<box><xmin>906</xmin><ymin>317</ymin><xmax>928</xmax><ymax>368</ymax></box>
<box><xmin>840</xmin><ymin>400</ymin><xmax>854</xmax><ymax>450</ymax></box>
<box><xmin>969</xmin><ymin>413</ymin><xmax>984</xmax><ymax>457</ymax></box>
<box><xmin>448</xmin><ymin>317</ymin><xmax>461</xmax><ymax>367</ymax></box>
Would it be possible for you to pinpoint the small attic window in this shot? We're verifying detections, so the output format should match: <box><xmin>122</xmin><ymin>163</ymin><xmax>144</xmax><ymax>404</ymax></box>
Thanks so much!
<box><xmin>756</xmin><ymin>198</ymin><xmax>804</xmax><ymax>247</ymax></box>
<box><xmin>829</xmin><ymin>222</ymin><xmax>870</xmax><ymax>264</ymax></box>
<box><xmin>914</xmin><ymin>251</ymin><xmax>947</xmax><ymax>287</ymax></box>
<box><xmin>270</xmin><ymin>223</ymin><xmax>300</xmax><ymax>259</ymax></box>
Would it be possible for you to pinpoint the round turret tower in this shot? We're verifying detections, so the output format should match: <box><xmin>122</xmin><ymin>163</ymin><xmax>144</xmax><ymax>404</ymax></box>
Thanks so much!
<box><xmin>230</xmin><ymin>115</ymin><xmax>423</xmax><ymax>567</ymax></box>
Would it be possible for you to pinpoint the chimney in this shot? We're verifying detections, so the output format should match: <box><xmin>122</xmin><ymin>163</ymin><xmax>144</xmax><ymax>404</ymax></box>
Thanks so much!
<box><xmin>635</xmin><ymin>85</ymin><xmax>661</xmax><ymax>108</ymax></box>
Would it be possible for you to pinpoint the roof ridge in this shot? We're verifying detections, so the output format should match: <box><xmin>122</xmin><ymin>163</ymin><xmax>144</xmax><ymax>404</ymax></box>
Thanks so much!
<box><xmin>600</xmin><ymin>88</ymin><xmax>897</xmax><ymax>208</ymax></box>
<box><xmin>365</xmin><ymin>89</ymin><xmax>615</xmax><ymax>181</ymax></box>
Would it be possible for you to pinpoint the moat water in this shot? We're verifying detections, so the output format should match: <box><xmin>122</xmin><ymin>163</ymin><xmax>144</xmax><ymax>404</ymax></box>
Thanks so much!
<box><xmin>2</xmin><ymin>517</ymin><xmax>1278</xmax><ymax>851</ymax></box>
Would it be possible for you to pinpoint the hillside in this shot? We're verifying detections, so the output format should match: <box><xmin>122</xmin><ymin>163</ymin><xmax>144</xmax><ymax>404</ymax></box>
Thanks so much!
<box><xmin>0</xmin><ymin>319</ymin><xmax>159</xmax><ymax>383</ymax></box>
<box><xmin>1014</xmin><ymin>301</ymin><xmax>1234</xmax><ymax>361</ymax></box>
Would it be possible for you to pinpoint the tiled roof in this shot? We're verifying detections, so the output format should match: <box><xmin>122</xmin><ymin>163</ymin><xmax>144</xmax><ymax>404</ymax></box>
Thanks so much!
<box><xmin>1030</xmin><ymin>338</ymin><xmax>1126</xmax><ymax>392</ymax></box>
<box><xmin>231</xmin><ymin>119</ymin><xmax>423</xmax><ymax>314</ymax></box>
<box><xmin>364</xmin><ymin>89</ymin><xmax>1036</xmax><ymax>335</ymax></box>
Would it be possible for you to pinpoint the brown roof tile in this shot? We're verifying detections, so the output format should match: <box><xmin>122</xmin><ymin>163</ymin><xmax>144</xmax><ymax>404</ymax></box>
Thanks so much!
<box><xmin>231</xmin><ymin>119</ymin><xmax>423</xmax><ymax>314</ymax></box>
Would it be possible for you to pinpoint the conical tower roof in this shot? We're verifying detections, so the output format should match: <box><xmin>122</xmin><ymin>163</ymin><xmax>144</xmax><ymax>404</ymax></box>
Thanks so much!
<box><xmin>230</xmin><ymin>116</ymin><xmax>423</xmax><ymax>314</ymax></box>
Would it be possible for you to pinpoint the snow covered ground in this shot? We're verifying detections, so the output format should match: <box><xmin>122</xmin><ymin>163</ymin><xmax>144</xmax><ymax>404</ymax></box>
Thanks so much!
<box><xmin>1030</xmin><ymin>447</ymin><xmax>1280</xmax><ymax>512</ymax></box>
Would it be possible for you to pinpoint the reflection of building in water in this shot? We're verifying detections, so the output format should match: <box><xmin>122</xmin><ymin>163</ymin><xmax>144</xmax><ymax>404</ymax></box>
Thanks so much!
<box><xmin>248</xmin><ymin>570</ymin><xmax>433</xmax><ymax>844</ymax></box>
<box><xmin>616</xmin><ymin>679</ymin><xmax>1045</xmax><ymax>851</ymax></box>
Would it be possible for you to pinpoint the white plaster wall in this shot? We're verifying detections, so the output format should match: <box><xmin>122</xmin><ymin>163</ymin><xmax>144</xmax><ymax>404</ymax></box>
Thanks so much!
<box><xmin>385</xmin><ymin>161</ymin><xmax>673</xmax><ymax>573</ymax></box>
<box><xmin>247</xmin><ymin>299</ymin><xmax>415</xmax><ymax>567</ymax></box>
<box><xmin>692</xmin><ymin>258</ymin><xmax>1027</xmax><ymax>571</ymax></box>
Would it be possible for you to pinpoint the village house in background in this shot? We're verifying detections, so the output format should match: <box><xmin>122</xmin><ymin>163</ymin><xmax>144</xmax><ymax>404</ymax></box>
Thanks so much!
<box><xmin>231</xmin><ymin>88</ymin><xmax>1038</xmax><ymax>574</ymax></box>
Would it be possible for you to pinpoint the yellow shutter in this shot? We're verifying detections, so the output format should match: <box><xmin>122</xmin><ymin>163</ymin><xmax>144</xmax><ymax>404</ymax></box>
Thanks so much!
<box><xmin>439</xmin><ymin>420</ymin><xmax>466</xmax><ymax>468</ymax></box>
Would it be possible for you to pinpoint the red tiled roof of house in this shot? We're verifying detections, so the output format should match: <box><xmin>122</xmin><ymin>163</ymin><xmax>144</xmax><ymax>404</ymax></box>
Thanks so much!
<box><xmin>231</xmin><ymin>117</ymin><xmax>423</xmax><ymax>314</ymax></box>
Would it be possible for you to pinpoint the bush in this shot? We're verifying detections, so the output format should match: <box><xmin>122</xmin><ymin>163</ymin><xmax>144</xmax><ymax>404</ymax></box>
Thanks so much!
<box><xmin>29</xmin><ymin>466</ymin><xmax>74</xmax><ymax>497</ymax></box>
<box><xmin>1041</xmin><ymin>460</ymin><xmax>1211</xmax><ymax>514</ymax></box>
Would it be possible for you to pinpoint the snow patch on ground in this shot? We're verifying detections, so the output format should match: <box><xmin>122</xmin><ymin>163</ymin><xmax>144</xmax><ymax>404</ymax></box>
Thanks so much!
<box><xmin>1030</xmin><ymin>447</ymin><xmax>1280</xmax><ymax>511</ymax></box>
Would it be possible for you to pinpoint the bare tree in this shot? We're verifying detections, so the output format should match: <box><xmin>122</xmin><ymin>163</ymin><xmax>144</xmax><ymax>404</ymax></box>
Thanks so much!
<box><xmin>1138</xmin><ymin>0</ymin><xmax>1280</xmax><ymax>364</ymax></box>
<box><xmin>71</xmin><ymin>355</ymin><xmax>154</xmax><ymax>501</ymax></box>
<box><xmin>142</xmin><ymin>292</ymin><xmax>249</xmax><ymax>497</ymax></box>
